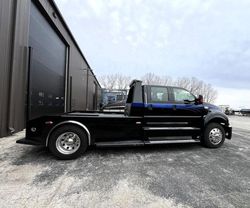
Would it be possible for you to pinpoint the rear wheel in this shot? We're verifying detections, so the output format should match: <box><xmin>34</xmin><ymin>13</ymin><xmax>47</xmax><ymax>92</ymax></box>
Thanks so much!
<box><xmin>203</xmin><ymin>123</ymin><xmax>225</xmax><ymax>148</ymax></box>
<box><xmin>48</xmin><ymin>125</ymin><xmax>88</xmax><ymax>159</ymax></box>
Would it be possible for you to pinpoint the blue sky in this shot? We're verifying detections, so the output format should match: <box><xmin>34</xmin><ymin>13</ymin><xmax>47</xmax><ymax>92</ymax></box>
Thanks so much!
<box><xmin>55</xmin><ymin>0</ymin><xmax>250</xmax><ymax>108</ymax></box>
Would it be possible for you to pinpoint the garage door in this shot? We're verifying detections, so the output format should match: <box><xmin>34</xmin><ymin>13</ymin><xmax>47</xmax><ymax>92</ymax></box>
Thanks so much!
<box><xmin>28</xmin><ymin>2</ymin><xmax>66</xmax><ymax>120</ymax></box>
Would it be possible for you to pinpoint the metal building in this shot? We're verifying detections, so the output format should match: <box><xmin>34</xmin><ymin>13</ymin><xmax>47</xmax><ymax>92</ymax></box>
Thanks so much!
<box><xmin>0</xmin><ymin>0</ymin><xmax>101</xmax><ymax>137</ymax></box>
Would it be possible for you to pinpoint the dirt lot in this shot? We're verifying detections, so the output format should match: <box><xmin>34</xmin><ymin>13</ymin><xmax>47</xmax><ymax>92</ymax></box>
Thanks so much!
<box><xmin>0</xmin><ymin>116</ymin><xmax>249</xmax><ymax>208</ymax></box>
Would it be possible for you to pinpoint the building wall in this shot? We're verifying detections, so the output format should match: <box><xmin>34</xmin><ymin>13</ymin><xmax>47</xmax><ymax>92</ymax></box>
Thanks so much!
<box><xmin>0</xmin><ymin>0</ymin><xmax>101</xmax><ymax>137</ymax></box>
<box><xmin>86</xmin><ymin>71</ymin><xmax>101</xmax><ymax>110</ymax></box>
<box><xmin>0</xmin><ymin>0</ymin><xmax>13</xmax><ymax>137</ymax></box>
<box><xmin>0</xmin><ymin>0</ymin><xmax>30</xmax><ymax>137</ymax></box>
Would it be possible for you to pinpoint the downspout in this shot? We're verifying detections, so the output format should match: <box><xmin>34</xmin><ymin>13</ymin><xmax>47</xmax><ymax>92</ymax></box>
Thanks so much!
<box><xmin>86</xmin><ymin>68</ymin><xmax>89</xmax><ymax>110</ymax></box>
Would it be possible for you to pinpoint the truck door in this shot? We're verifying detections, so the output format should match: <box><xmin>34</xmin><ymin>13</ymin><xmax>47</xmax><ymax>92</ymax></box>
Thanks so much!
<box><xmin>144</xmin><ymin>86</ymin><xmax>177</xmax><ymax>140</ymax></box>
<box><xmin>144</xmin><ymin>86</ymin><xmax>172</xmax><ymax>116</ymax></box>
<box><xmin>169</xmin><ymin>86</ymin><xmax>206</xmax><ymax>129</ymax></box>
<box><xmin>144</xmin><ymin>86</ymin><xmax>204</xmax><ymax>141</ymax></box>
<box><xmin>170</xmin><ymin>87</ymin><xmax>205</xmax><ymax>118</ymax></box>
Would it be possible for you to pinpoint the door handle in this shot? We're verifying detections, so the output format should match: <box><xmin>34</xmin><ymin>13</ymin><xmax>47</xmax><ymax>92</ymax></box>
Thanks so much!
<box><xmin>147</xmin><ymin>104</ymin><xmax>153</xmax><ymax>110</ymax></box>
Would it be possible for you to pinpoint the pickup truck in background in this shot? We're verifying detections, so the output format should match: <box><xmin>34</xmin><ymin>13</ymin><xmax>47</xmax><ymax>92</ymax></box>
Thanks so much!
<box><xmin>17</xmin><ymin>80</ymin><xmax>232</xmax><ymax>159</ymax></box>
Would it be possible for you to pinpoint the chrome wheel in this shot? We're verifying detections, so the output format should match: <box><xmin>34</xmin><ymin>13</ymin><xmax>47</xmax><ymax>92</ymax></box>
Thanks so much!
<box><xmin>56</xmin><ymin>132</ymin><xmax>81</xmax><ymax>155</ymax></box>
<box><xmin>209</xmin><ymin>128</ymin><xmax>223</xmax><ymax>145</ymax></box>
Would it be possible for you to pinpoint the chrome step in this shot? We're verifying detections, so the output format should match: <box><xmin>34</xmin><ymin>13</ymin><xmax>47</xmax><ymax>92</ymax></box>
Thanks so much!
<box><xmin>148</xmin><ymin>136</ymin><xmax>197</xmax><ymax>140</ymax></box>
<box><xmin>95</xmin><ymin>140</ymin><xmax>144</xmax><ymax>147</ymax></box>
<box><xmin>95</xmin><ymin>139</ymin><xmax>200</xmax><ymax>147</ymax></box>
<box><xmin>147</xmin><ymin>139</ymin><xmax>200</xmax><ymax>144</ymax></box>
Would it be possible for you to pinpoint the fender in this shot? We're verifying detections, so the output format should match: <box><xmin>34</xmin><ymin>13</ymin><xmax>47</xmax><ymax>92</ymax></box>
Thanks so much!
<box><xmin>204</xmin><ymin>111</ymin><xmax>229</xmax><ymax>127</ymax></box>
<box><xmin>45</xmin><ymin>120</ymin><xmax>91</xmax><ymax>147</ymax></box>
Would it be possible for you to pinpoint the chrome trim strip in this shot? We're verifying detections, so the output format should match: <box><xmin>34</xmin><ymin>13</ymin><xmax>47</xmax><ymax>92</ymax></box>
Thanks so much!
<box><xmin>148</xmin><ymin>136</ymin><xmax>196</xmax><ymax>140</ymax></box>
<box><xmin>148</xmin><ymin>140</ymin><xmax>200</xmax><ymax>144</ymax></box>
<box><xmin>144</xmin><ymin>127</ymin><xmax>200</xmax><ymax>130</ymax></box>
<box><xmin>144</xmin><ymin>116</ymin><xmax>201</xmax><ymax>118</ymax></box>
<box><xmin>146</xmin><ymin>122</ymin><xmax>188</xmax><ymax>125</ymax></box>
<box><xmin>46</xmin><ymin>120</ymin><xmax>91</xmax><ymax>146</ymax></box>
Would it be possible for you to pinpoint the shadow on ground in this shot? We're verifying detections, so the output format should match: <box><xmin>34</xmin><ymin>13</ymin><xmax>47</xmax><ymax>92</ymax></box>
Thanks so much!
<box><xmin>12</xmin><ymin>142</ymin><xmax>202</xmax><ymax>165</ymax></box>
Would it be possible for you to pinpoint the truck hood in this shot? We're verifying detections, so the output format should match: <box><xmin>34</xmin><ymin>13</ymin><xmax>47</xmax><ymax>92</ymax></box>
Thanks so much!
<box><xmin>203</xmin><ymin>103</ymin><xmax>222</xmax><ymax>112</ymax></box>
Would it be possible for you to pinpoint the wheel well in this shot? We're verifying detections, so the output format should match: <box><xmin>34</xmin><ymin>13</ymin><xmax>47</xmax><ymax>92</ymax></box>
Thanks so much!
<box><xmin>46</xmin><ymin>121</ymin><xmax>91</xmax><ymax>147</ymax></box>
<box><xmin>205</xmin><ymin>118</ymin><xmax>228</xmax><ymax>131</ymax></box>
<box><xmin>207</xmin><ymin>118</ymin><xmax>227</xmax><ymax>125</ymax></box>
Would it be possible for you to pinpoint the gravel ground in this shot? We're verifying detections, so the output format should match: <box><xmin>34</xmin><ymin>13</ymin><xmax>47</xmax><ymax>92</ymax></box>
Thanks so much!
<box><xmin>229</xmin><ymin>115</ymin><xmax>250</xmax><ymax>131</ymax></box>
<box><xmin>0</xmin><ymin>116</ymin><xmax>249</xmax><ymax>208</ymax></box>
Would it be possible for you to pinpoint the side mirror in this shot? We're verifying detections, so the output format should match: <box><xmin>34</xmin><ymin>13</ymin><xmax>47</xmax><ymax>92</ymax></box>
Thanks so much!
<box><xmin>196</xmin><ymin>95</ymin><xmax>203</xmax><ymax>104</ymax></box>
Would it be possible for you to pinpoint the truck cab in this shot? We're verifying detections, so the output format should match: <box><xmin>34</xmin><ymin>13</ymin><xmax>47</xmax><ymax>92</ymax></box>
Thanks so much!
<box><xmin>126</xmin><ymin>80</ymin><xmax>231</xmax><ymax>142</ymax></box>
<box><xmin>17</xmin><ymin>80</ymin><xmax>232</xmax><ymax>159</ymax></box>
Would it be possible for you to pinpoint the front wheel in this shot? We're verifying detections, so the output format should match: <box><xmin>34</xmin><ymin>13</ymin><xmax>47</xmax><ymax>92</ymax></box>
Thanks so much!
<box><xmin>48</xmin><ymin>125</ymin><xmax>88</xmax><ymax>159</ymax></box>
<box><xmin>203</xmin><ymin>123</ymin><xmax>225</xmax><ymax>148</ymax></box>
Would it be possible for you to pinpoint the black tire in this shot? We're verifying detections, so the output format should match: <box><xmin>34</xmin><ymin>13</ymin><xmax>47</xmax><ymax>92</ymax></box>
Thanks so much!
<box><xmin>203</xmin><ymin>123</ymin><xmax>225</xmax><ymax>148</ymax></box>
<box><xmin>48</xmin><ymin>125</ymin><xmax>88</xmax><ymax>159</ymax></box>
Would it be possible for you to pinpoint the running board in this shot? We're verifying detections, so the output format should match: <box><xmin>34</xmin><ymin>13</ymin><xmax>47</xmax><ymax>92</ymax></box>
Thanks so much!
<box><xmin>147</xmin><ymin>139</ymin><xmax>200</xmax><ymax>144</ymax></box>
<box><xmin>95</xmin><ymin>139</ymin><xmax>200</xmax><ymax>147</ymax></box>
<box><xmin>95</xmin><ymin>140</ymin><xmax>144</xmax><ymax>147</ymax></box>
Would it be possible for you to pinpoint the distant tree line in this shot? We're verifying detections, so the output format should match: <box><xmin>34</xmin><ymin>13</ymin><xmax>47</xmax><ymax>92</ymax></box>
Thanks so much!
<box><xmin>98</xmin><ymin>73</ymin><xmax>218</xmax><ymax>103</ymax></box>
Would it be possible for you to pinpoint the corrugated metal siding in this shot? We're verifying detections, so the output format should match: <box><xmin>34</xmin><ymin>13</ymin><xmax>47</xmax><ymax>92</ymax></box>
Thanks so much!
<box><xmin>8</xmin><ymin>0</ymin><xmax>30</xmax><ymax>133</ymax></box>
<box><xmin>0</xmin><ymin>0</ymin><xmax>29</xmax><ymax>137</ymax></box>
<box><xmin>86</xmin><ymin>70</ymin><xmax>101</xmax><ymax>111</ymax></box>
<box><xmin>86</xmin><ymin>73</ymin><xmax>94</xmax><ymax>110</ymax></box>
<box><xmin>0</xmin><ymin>0</ymin><xmax>14</xmax><ymax>137</ymax></box>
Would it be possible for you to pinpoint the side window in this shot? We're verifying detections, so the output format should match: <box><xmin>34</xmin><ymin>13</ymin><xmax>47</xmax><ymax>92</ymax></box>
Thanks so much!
<box><xmin>173</xmin><ymin>88</ymin><xmax>195</xmax><ymax>102</ymax></box>
<box><xmin>126</xmin><ymin>86</ymin><xmax>134</xmax><ymax>103</ymax></box>
<box><xmin>149</xmin><ymin>87</ymin><xmax>169</xmax><ymax>103</ymax></box>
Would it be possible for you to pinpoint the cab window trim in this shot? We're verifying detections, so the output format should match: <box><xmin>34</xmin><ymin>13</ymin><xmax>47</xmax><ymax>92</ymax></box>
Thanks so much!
<box><xmin>170</xmin><ymin>87</ymin><xmax>196</xmax><ymax>104</ymax></box>
<box><xmin>148</xmin><ymin>86</ymin><xmax>171</xmax><ymax>104</ymax></box>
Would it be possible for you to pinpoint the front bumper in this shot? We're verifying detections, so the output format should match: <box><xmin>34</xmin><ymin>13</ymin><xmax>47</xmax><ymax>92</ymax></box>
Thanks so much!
<box><xmin>225</xmin><ymin>126</ymin><xmax>232</xmax><ymax>139</ymax></box>
<box><xmin>16</xmin><ymin>138</ymin><xmax>44</xmax><ymax>146</ymax></box>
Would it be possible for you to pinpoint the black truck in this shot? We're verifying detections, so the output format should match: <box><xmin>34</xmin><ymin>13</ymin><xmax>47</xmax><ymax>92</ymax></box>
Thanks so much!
<box><xmin>17</xmin><ymin>80</ymin><xmax>232</xmax><ymax>159</ymax></box>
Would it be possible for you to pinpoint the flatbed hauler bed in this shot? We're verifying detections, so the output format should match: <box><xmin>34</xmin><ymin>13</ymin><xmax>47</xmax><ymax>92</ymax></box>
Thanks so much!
<box><xmin>17</xmin><ymin>80</ymin><xmax>232</xmax><ymax>159</ymax></box>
